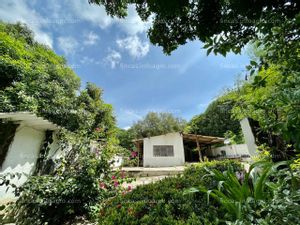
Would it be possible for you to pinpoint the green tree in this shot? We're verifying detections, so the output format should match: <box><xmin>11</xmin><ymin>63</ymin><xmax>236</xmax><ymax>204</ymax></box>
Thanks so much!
<box><xmin>0</xmin><ymin>22</ymin><xmax>116</xmax><ymax>139</ymax></box>
<box><xmin>90</xmin><ymin>0</ymin><xmax>299</xmax><ymax>75</ymax></box>
<box><xmin>186</xmin><ymin>96</ymin><xmax>242</xmax><ymax>139</ymax></box>
<box><xmin>75</xmin><ymin>82</ymin><xmax>116</xmax><ymax>140</ymax></box>
<box><xmin>129</xmin><ymin>112</ymin><xmax>186</xmax><ymax>138</ymax></box>
<box><xmin>116</xmin><ymin>128</ymin><xmax>135</xmax><ymax>150</ymax></box>
<box><xmin>232</xmin><ymin>65</ymin><xmax>300</xmax><ymax>157</ymax></box>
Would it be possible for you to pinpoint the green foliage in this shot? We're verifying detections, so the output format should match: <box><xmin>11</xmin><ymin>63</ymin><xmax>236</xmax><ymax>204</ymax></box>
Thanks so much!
<box><xmin>224</xmin><ymin>130</ymin><xmax>244</xmax><ymax>145</ymax></box>
<box><xmin>0</xmin><ymin>22</ymin><xmax>116</xmax><ymax>140</ymax></box>
<box><xmin>129</xmin><ymin>112</ymin><xmax>186</xmax><ymax>138</ymax></box>
<box><xmin>232</xmin><ymin>65</ymin><xmax>300</xmax><ymax>153</ymax></box>
<box><xmin>98</xmin><ymin>160</ymin><xmax>243</xmax><ymax>225</ymax></box>
<box><xmin>90</xmin><ymin>0</ymin><xmax>299</xmax><ymax>78</ymax></box>
<box><xmin>116</xmin><ymin>128</ymin><xmax>135</xmax><ymax>150</ymax></box>
<box><xmin>6</xmin><ymin>132</ymin><xmax>127</xmax><ymax>225</ymax></box>
<box><xmin>187</xmin><ymin>160</ymin><xmax>300</xmax><ymax>224</ymax></box>
<box><xmin>186</xmin><ymin>96</ymin><xmax>241</xmax><ymax>138</ymax></box>
<box><xmin>121</xmin><ymin>149</ymin><xmax>138</xmax><ymax>167</ymax></box>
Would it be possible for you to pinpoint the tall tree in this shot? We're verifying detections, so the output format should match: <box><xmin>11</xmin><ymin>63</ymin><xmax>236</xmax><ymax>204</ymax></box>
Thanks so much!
<box><xmin>129</xmin><ymin>112</ymin><xmax>186</xmax><ymax>138</ymax></box>
<box><xmin>0</xmin><ymin>22</ymin><xmax>116</xmax><ymax>138</ymax></box>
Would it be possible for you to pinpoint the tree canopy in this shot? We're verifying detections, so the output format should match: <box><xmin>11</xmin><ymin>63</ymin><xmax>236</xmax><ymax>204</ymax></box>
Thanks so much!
<box><xmin>129</xmin><ymin>112</ymin><xmax>186</xmax><ymax>138</ymax></box>
<box><xmin>231</xmin><ymin>65</ymin><xmax>300</xmax><ymax>156</ymax></box>
<box><xmin>185</xmin><ymin>95</ymin><xmax>242</xmax><ymax>139</ymax></box>
<box><xmin>90</xmin><ymin>0</ymin><xmax>299</xmax><ymax>75</ymax></box>
<box><xmin>0</xmin><ymin>22</ymin><xmax>116</xmax><ymax>140</ymax></box>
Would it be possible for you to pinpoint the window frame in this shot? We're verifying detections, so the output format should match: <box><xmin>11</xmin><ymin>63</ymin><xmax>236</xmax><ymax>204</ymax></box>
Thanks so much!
<box><xmin>153</xmin><ymin>145</ymin><xmax>174</xmax><ymax>157</ymax></box>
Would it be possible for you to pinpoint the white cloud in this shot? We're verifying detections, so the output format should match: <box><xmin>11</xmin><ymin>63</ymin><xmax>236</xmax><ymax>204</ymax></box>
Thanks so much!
<box><xmin>117</xmin><ymin>35</ymin><xmax>149</xmax><ymax>58</ymax></box>
<box><xmin>70</xmin><ymin>0</ymin><xmax>113</xmax><ymax>29</ymax></box>
<box><xmin>80</xmin><ymin>56</ymin><xmax>95</xmax><ymax>64</ymax></box>
<box><xmin>0</xmin><ymin>0</ymin><xmax>53</xmax><ymax>47</ymax></box>
<box><xmin>57</xmin><ymin>36</ymin><xmax>78</xmax><ymax>55</ymax></box>
<box><xmin>83</xmin><ymin>31</ymin><xmax>100</xmax><ymax>46</ymax></box>
<box><xmin>70</xmin><ymin>1</ymin><xmax>151</xmax><ymax>35</ymax></box>
<box><xmin>104</xmin><ymin>50</ymin><xmax>122</xmax><ymax>69</ymax></box>
<box><xmin>116</xmin><ymin>5</ymin><xmax>152</xmax><ymax>35</ymax></box>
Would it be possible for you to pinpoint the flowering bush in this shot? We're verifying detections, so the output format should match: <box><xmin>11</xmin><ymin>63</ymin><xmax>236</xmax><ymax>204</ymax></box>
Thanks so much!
<box><xmin>2</xmin><ymin>132</ymin><xmax>132</xmax><ymax>225</ymax></box>
<box><xmin>97</xmin><ymin>160</ymin><xmax>243</xmax><ymax>225</ymax></box>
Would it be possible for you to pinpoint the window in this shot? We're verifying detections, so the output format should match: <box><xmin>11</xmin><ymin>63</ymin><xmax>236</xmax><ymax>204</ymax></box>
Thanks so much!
<box><xmin>153</xmin><ymin>145</ymin><xmax>174</xmax><ymax>157</ymax></box>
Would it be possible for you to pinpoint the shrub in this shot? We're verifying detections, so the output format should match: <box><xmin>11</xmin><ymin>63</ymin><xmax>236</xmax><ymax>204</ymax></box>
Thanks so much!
<box><xmin>3</xmin><ymin>133</ymin><xmax>129</xmax><ymax>225</ymax></box>
<box><xmin>98</xmin><ymin>160</ymin><xmax>243</xmax><ymax>225</ymax></box>
<box><xmin>191</xmin><ymin>160</ymin><xmax>300</xmax><ymax>224</ymax></box>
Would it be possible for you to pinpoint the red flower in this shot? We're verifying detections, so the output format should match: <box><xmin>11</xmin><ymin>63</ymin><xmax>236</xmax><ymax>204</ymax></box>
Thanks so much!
<box><xmin>127</xmin><ymin>185</ymin><xmax>132</xmax><ymax>191</ymax></box>
<box><xmin>112</xmin><ymin>175</ymin><xmax>116</xmax><ymax>180</ymax></box>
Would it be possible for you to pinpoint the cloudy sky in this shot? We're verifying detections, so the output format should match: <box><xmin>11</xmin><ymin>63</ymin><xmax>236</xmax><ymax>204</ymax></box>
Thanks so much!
<box><xmin>0</xmin><ymin>0</ymin><xmax>250</xmax><ymax>128</ymax></box>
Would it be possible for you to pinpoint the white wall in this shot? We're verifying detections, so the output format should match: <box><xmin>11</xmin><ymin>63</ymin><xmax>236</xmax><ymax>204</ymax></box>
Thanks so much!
<box><xmin>143</xmin><ymin>132</ymin><xmax>185</xmax><ymax>167</ymax></box>
<box><xmin>240</xmin><ymin>118</ymin><xmax>257</xmax><ymax>156</ymax></box>
<box><xmin>209</xmin><ymin>144</ymin><xmax>250</xmax><ymax>160</ymax></box>
<box><xmin>0</xmin><ymin>125</ymin><xmax>45</xmax><ymax>202</ymax></box>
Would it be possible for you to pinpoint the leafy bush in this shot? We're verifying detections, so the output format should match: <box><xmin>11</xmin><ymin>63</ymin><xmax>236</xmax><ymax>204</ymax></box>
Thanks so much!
<box><xmin>183</xmin><ymin>160</ymin><xmax>243</xmax><ymax>189</ymax></box>
<box><xmin>98</xmin><ymin>160</ymin><xmax>243</xmax><ymax>225</ymax></box>
<box><xmin>3</xmin><ymin>133</ymin><xmax>128</xmax><ymax>225</ymax></box>
<box><xmin>191</xmin><ymin>160</ymin><xmax>300</xmax><ymax>224</ymax></box>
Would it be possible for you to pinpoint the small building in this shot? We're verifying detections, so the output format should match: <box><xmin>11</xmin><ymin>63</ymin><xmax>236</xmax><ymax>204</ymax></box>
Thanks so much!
<box><xmin>133</xmin><ymin>132</ymin><xmax>225</xmax><ymax>167</ymax></box>
<box><xmin>0</xmin><ymin>112</ymin><xmax>61</xmax><ymax>202</ymax></box>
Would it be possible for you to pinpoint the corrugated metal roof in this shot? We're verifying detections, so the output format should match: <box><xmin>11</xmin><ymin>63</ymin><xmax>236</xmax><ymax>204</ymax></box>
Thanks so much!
<box><xmin>0</xmin><ymin>112</ymin><xmax>60</xmax><ymax>131</ymax></box>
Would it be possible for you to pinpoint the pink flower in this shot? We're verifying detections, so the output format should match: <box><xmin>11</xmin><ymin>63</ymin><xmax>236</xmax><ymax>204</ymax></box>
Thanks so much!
<box><xmin>99</xmin><ymin>182</ymin><xmax>106</xmax><ymax>189</ymax></box>
<box><xmin>112</xmin><ymin>175</ymin><xmax>116</xmax><ymax>180</ymax></box>
<box><xmin>114</xmin><ymin>181</ymin><xmax>119</xmax><ymax>187</ymax></box>
<box><xmin>127</xmin><ymin>185</ymin><xmax>132</xmax><ymax>191</ymax></box>
<box><xmin>95</xmin><ymin>127</ymin><xmax>100</xmax><ymax>131</ymax></box>
<box><xmin>131</xmin><ymin>151</ymin><xmax>138</xmax><ymax>158</ymax></box>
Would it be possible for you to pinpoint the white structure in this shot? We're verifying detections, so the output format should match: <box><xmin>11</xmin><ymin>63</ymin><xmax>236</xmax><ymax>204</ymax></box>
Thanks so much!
<box><xmin>134</xmin><ymin>132</ymin><xmax>224</xmax><ymax>167</ymax></box>
<box><xmin>0</xmin><ymin>112</ymin><xmax>60</xmax><ymax>203</ymax></box>
<box><xmin>143</xmin><ymin>133</ymin><xmax>185</xmax><ymax>167</ymax></box>
<box><xmin>240</xmin><ymin>118</ymin><xmax>257</xmax><ymax>156</ymax></box>
<box><xmin>208</xmin><ymin>144</ymin><xmax>251</xmax><ymax>161</ymax></box>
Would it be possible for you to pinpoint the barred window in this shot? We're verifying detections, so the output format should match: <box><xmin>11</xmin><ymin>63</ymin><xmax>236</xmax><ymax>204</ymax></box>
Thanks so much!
<box><xmin>153</xmin><ymin>145</ymin><xmax>174</xmax><ymax>157</ymax></box>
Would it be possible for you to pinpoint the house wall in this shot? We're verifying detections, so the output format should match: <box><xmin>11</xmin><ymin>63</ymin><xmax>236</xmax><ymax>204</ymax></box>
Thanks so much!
<box><xmin>0</xmin><ymin>125</ymin><xmax>45</xmax><ymax>202</ymax></box>
<box><xmin>143</xmin><ymin>132</ymin><xmax>185</xmax><ymax>167</ymax></box>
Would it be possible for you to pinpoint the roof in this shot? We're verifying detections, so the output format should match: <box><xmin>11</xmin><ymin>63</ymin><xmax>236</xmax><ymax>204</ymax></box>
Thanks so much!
<box><xmin>133</xmin><ymin>132</ymin><xmax>224</xmax><ymax>145</ymax></box>
<box><xmin>182</xmin><ymin>133</ymin><xmax>224</xmax><ymax>144</ymax></box>
<box><xmin>0</xmin><ymin>112</ymin><xmax>60</xmax><ymax>131</ymax></box>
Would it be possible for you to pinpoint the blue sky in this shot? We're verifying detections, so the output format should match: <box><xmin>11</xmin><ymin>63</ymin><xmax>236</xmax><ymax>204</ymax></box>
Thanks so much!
<box><xmin>0</xmin><ymin>0</ymin><xmax>250</xmax><ymax>128</ymax></box>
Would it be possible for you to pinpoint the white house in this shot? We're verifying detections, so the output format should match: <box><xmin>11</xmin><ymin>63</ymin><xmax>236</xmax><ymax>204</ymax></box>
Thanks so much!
<box><xmin>132</xmin><ymin>130</ymin><xmax>257</xmax><ymax>168</ymax></box>
<box><xmin>0</xmin><ymin>112</ymin><xmax>61</xmax><ymax>203</ymax></box>
<box><xmin>133</xmin><ymin>132</ymin><xmax>225</xmax><ymax>167</ymax></box>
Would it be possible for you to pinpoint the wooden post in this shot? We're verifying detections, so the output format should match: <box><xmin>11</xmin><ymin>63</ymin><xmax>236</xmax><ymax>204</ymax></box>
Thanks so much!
<box><xmin>196</xmin><ymin>137</ymin><xmax>203</xmax><ymax>162</ymax></box>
